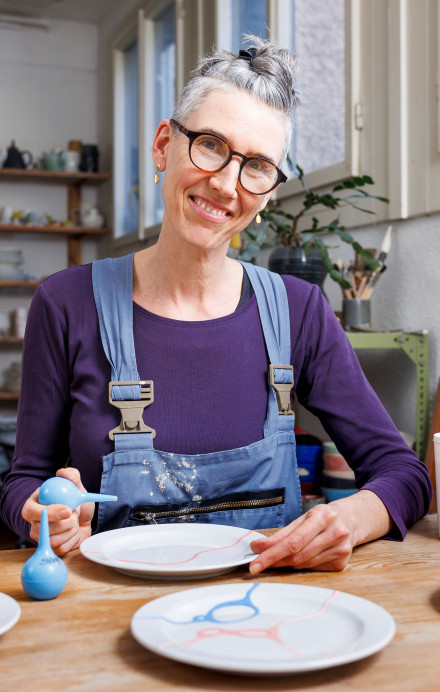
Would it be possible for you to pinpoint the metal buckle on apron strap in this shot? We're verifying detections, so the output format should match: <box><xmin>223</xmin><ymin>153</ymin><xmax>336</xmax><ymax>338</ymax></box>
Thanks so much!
<box><xmin>269</xmin><ymin>364</ymin><xmax>294</xmax><ymax>415</ymax></box>
<box><xmin>108</xmin><ymin>380</ymin><xmax>156</xmax><ymax>440</ymax></box>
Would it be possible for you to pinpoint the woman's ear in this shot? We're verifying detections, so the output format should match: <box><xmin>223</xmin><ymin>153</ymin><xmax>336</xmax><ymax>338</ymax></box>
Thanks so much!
<box><xmin>152</xmin><ymin>119</ymin><xmax>172</xmax><ymax>171</ymax></box>
<box><xmin>258</xmin><ymin>192</ymin><xmax>273</xmax><ymax>213</ymax></box>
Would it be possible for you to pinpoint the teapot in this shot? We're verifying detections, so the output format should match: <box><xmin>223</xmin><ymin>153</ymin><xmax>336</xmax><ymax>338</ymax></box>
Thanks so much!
<box><xmin>42</xmin><ymin>149</ymin><xmax>66</xmax><ymax>172</ymax></box>
<box><xmin>2</xmin><ymin>140</ymin><xmax>33</xmax><ymax>169</ymax></box>
<box><xmin>81</xmin><ymin>205</ymin><xmax>104</xmax><ymax>228</ymax></box>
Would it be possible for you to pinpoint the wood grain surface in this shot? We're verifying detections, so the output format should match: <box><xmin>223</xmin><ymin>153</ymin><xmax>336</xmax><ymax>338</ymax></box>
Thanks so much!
<box><xmin>1</xmin><ymin>517</ymin><xmax>439</xmax><ymax>692</ymax></box>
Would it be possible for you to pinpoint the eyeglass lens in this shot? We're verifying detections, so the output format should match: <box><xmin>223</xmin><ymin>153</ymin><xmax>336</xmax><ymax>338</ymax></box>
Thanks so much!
<box><xmin>190</xmin><ymin>133</ymin><xmax>278</xmax><ymax>194</ymax></box>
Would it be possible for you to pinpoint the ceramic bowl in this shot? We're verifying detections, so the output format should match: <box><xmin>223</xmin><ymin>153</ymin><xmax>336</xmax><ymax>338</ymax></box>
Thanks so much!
<box><xmin>323</xmin><ymin>469</ymin><xmax>355</xmax><ymax>480</ymax></box>
<box><xmin>296</xmin><ymin>444</ymin><xmax>322</xmax><ymax>483</ymax></box>
<box><xmin>321</xmin><ymin>486</ymin><xmax>357</xmax><ymax>502</ymax></box>
<box><xmin>299</xmin><ymin>481</ymin><xmax>317</xmax><ymax>496</ymax></box>
<box><xmin>322</xmin><ymin>440</ymin><xmax>339</xmax><ymax>455</ymax></box>
<box><xmin>301</xmin><ymin>494</ymin><xmax>326</xmax><ymax>513</ymax></box>
<box><xmin>322</xmin><ymin>452</ymin><xmax>352</xmax><ymax>472</ymax></box>
<box><xmin>322</xmin><ymin>471</ymin><xmax>356</xmax><ymax>490</ymax></box>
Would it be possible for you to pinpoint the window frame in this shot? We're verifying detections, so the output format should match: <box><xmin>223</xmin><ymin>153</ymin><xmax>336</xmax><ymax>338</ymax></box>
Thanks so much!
<box><xmin>112</xmin><ymin>12</ymin><xmax>141</xmax><ymax>247</ymax></box>
<box><xmin>112</xmin><ymin>1</ymin><xmax>180</xmax><ymax>253</ymax></box>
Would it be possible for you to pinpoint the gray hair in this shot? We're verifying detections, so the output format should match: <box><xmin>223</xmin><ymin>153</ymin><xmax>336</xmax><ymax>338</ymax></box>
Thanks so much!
<box><xmin>171</xmin><ymin>34</ymin><xmax>299</xmax><ymax>164</ymax></box>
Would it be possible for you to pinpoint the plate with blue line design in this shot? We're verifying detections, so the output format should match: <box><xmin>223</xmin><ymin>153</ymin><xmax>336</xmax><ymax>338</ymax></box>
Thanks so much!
<box><xmin>131</xmin><ymin>582</ymin><xmax>395</xmax><ymax>675</ymax></box>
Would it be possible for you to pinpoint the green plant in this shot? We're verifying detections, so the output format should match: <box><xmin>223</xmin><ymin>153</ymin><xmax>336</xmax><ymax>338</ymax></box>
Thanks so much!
<box><xmin>238</xmin><ymin>165</ymin><xmax>389</xmax><ymax>288</ymax></box>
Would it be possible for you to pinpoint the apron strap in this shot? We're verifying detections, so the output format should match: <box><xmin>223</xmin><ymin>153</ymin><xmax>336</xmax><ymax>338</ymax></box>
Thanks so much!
<box><xmin>92</xmin><ymin>254</ymin><xmax>156</xmax><ymax>444</ymax></box>
<box><xmin>92</xmin><ymin>254</ymin><xmax>140</xmax><ymax>401</ymax></box>
<box><xmin>238</xmin><ymin>261</ymin><xmax>294</xmax><ymax>436</ymax></box>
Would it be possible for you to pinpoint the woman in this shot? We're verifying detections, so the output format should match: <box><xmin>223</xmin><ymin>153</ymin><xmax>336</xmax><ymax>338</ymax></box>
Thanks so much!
<box><xmin>0</xmin><ymin>37</ymin><xmax>431</xmax><ymax>572</ymax></box>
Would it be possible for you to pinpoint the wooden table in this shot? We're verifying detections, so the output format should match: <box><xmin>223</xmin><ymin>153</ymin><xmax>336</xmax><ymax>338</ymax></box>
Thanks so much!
<box><xmin>1</xmin><ymin>516</ymin><xmax>439</xmax><ymax>691</ymax></box>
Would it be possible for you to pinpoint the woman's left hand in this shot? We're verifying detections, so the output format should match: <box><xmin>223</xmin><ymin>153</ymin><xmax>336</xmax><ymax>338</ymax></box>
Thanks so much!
<box><xmin>249</xmin><ymin>503</ymin><xmax>353</xmax><ymax>573</ymax></box>
<box><xmin>249</xmin><ymin>489</ymin><xmax>393</xmax><ymax>573</ymax></box>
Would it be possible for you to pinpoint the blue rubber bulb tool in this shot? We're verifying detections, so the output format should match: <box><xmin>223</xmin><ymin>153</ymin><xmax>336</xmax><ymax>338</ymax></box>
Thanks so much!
<box><xmin>21</xmin><ymin>508</ymin><xmax>68</xmax><ymax>600</ymax></box>
<box><xmin>38</xmin><ymin>476</ymin><xmax>118</xmax><ymax>510</ymax></box>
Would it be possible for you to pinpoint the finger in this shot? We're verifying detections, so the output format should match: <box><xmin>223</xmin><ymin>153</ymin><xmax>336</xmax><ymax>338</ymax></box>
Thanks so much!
<box><xmin>23</xmin><ymin>499</ymin><xmax>72</xmax><ymax>524</ymax></box>
<box><xmin>77</xmin><ymin>501</ymin><xmax>95</xmax><ymax>524</ymax></box>
<box><xmin>275</xmin><ymin>514</ymin><xmax>350</xmax><ymax>567</ymax></box>
<box><xmin>56</xmin><ymin>467</ymin><xmax>86</xmax><ymax>491</ymax></box>
<box><xmin>50</xmin><ymin>528</ymin><xmax>83</xmax><ymax>556</ymax></box>
<box><xmin>250</xmin><ymin>515</ymin><xmax>307</xmax><ymax>551</ymax></box>
<box><xmin>28</xmin><ymin>512</ymin><xmax>78</xmax><ymax>542</ymax></box>
<box><xmin>266</xmin><ymin>543</ymin><xmax>352</xmax><ymax>572</ymax></box>
<box><xmin>249</xmin><ymin>508</ymin><xmax>336</xmax><ymax>573</ymax></box>
<box><xmin>56</xmin><ymin>468</ymin><xmax>94</xmax><ymax>524</ymax></box>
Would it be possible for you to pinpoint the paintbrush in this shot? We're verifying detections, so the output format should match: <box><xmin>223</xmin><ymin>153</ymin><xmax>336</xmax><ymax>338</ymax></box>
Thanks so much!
<box><xmin>378</xmin><ymin>225</ymin><xmax>392</xmax><ymax>265</ymax></box>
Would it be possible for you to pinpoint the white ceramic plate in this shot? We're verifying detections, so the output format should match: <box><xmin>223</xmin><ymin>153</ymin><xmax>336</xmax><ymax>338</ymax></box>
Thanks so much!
<box><xmin>80</xmin><ymin>524</ymin><xmax>261</xmax><ymax>579</ymax></box>
<box><xmin>131</xmin><ymin>582</ymin><xmax>395</xmax><ymax>675</ymax></box>
<box><xmin>0</xmin><ymin>593</ymin><xmax>21</xmax><ymax>636</ymax></box>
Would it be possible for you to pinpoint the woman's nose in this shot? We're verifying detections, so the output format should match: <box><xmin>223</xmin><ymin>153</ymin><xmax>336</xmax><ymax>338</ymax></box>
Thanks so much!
<box><xmin>209</xmin><ymin>159</ymin><xmax>241</xmax><ymax>198</ymax></box>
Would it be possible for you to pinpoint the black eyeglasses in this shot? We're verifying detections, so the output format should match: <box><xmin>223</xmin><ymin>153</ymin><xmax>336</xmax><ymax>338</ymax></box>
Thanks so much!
<box><xmin>170</xmin><ymin>119</ymin><xmax>287</xmax><ymax>195</ymax></box>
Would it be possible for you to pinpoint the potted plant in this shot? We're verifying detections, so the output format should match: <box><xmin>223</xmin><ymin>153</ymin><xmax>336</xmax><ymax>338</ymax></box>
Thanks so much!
<box><xmin>238</xmin><ymin>165</ymin><xmax>389</xmax><ymax>291</ymax></box>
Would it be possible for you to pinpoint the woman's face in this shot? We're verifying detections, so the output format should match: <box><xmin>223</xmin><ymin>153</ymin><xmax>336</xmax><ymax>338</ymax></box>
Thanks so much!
<box><xmin>153</xmin><ymin>89</ymin><xmax>286</xmax><ymax>253</ymax></box>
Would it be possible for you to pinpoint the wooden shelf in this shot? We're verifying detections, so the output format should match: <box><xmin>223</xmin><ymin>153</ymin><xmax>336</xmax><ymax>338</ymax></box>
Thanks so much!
<box><xmin>0</xmin><ymin>167</ymin><xmax>111</xmax><ymax>267</ymax></box>
<box><xmin>0</xmin><ymin>391</ymin><xmax>19</xmax><ymax>401</ymax></box>
<box><xmin>0</xmin><ymin>223</ymin><xmax>109</xmax><ymax>236</ymax></box>
<box><xmin>0</xmin><ymin>168</ymin><xmax>110</xmax><ymax>184</ymax></box>
<box><xmin>0</xmin><ymin>280</ymin><xmax>40</xmax><ymax>288</ymax></box>
<box><xmin>0</xmin><ymin>280</ymin><xmax>39</xmax><ymax>288</ymax></box>
<box><xmin>0</xmin><ymin>337</ymin><xmax>24</xmax><ymax>344</ymax></box>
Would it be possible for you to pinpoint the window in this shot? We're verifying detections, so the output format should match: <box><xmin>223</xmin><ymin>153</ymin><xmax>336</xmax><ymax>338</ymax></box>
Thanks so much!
<box><xmin>292</xmin><ymin>0</ymin><xmax>345</xmax><ymax>176</ymax></box>
<box><xmin>113</xmin><ymin>3</ymin><xmax>176</xmax><ymax>245</ymax></box>
<box><xmin>152</xmin><ymin>2</ymin><xmax>176</xmax><ymax>225</ymax></box>
<box><xmin>216</xmin><ymin>0</ymin><xmax>349</xmax><ymax>196</ymax></box>
<box><xmin>113</xmin><ymin>31</ymin><xmax>140</xmax><ymax>239</ymax></box>
<box><xmin>217</xmin><ymin>0</ymin><xmax>266</xmax><ymax>54</ymax></box>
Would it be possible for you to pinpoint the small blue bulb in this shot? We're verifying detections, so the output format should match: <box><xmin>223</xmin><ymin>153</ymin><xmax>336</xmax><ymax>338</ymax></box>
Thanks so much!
<box><xmin>39</xmin><ymin>476</ymin><xmax>117</xmax><ymax>510</ymax></box>
<box><xmin>21</xmin><ymin>508</ymin><xmax>68</xmax><ymax>600</ymax></box>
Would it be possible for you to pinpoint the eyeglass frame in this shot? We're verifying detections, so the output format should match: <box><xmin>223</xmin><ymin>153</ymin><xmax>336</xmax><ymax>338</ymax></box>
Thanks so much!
<box><xmin>169</xmin><ymin>118</ymin><xmax>287</xmax><ymax>195</ymax></box>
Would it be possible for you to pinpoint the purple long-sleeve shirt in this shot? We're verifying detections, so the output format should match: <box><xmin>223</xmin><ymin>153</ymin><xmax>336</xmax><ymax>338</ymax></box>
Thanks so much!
<box><xmin>0</xmin><ymin>262</ymin><xmax>432</xmax><ymax>541</ymax></box>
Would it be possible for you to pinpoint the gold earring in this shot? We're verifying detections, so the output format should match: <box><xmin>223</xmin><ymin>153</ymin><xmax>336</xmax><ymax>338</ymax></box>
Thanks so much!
<box><xmin>255</xmin><ymin>210</ymin><xmax>262</xmax><ymax>224</ymax></box>
<box><xmin>154</xmin><ymin>163</ymin><xmax>161</xmax><ymax>184</ymax></box>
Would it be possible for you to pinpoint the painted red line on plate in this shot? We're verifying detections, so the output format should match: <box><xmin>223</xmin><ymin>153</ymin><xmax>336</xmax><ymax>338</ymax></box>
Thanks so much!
<box><xmin>179</xmin><ymin>590</ymin><xmax>341</xmax><ymax>656</ymax></box>
<box><xmin>83</xmin><ymin>530</ymin><xmax>255</xmax><ymax>566</ymax></box>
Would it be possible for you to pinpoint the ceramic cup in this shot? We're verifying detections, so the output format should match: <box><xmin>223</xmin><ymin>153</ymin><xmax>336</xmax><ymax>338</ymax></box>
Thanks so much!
<box><xmin>0</xmin><ymin>206</ymin><xmax>12</xmax><ymax>224</ymax></box>
<box><xmin>12</xmin><ymin>308</ymin><xmax>27</xmax><ymax>338</ymax></box>
<box><xmin>343</xmin><ymin>299</ymin><xmax>371</xmax><ymax>330</ymax></box>
<box><xmin>0</xmin><ymin>310</ymin><xmax>10</xmax><ymax>336</ymax></box>
<box><xmin>433</xmin><ymin>433</ymin><xmax>440</xmax><ymax>538</ymax></box>
<box><xmin>64</xmin><ymin>151</ymin><xmax>80</xmax><ymax>172</ymax></box>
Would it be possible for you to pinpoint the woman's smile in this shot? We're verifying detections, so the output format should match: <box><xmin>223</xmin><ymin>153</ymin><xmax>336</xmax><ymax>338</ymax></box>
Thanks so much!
<box><xmin>189</xmin><ymin>194</ymin><xmax>232</xmax><ymax>223</ymax></box>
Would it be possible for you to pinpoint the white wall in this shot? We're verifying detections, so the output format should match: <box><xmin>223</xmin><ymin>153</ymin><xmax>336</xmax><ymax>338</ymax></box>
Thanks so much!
<box><xmin>0</xmin><ymin>18</ymin><xmax>104</xmax><ymax>398</ymax></box>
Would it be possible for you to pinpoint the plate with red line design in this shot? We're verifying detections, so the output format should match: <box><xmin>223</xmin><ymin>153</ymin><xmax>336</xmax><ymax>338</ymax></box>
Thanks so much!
<box><xmin>80</xmin><ymin>523</ymin><xmax>261</xmax><ymax>579</ymax></box>
<box><xmin>131</xmin><ymin>582</ymin><xmax>396</xmax><ymax>675</ymax></box>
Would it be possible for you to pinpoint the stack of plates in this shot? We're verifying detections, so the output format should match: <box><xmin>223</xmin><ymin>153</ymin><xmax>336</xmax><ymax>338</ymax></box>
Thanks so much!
<box><xmin>0</xmin><ymin>415</ymin><xmax>17</xmax><ymax>446</ymax></box>
<box><xmin>0</xmin><ymin>247</ymin><xmax>25</xmax><ymax>280</ymax></box>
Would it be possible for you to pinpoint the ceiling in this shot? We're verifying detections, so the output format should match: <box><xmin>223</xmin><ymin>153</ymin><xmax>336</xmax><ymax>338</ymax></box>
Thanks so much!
<box><xmin>0</xmin><ymin>0</ymin><xmax>117</xmax><ymax>24</ymax></box>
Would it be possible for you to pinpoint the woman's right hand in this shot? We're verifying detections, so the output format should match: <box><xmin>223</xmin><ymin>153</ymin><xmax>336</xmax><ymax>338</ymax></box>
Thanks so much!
<box><xmin>21</xmin><ymin>467</ymin><xmax>94</xmax><ymax>556</ymax></box>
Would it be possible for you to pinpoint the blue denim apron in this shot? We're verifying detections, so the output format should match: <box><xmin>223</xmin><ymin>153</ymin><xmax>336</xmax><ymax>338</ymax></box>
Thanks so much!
<box><xmin>92</xmin><ymin>254</ymin><xmax>301</xmax><ymax>533</ymax></box>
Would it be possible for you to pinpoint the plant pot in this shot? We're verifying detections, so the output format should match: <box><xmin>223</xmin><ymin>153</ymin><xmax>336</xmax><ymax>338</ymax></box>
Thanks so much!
<box><xmin>268</xmin><ymin>245</ymin><xmax>328</xmax><ymax>295</ymax></box>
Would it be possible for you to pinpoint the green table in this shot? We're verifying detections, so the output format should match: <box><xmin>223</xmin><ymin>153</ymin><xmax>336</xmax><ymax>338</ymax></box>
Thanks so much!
<box><xmin>346</xmin><ymin>331</ymin><xmax>429</xmax><ymax>460</ymax></box>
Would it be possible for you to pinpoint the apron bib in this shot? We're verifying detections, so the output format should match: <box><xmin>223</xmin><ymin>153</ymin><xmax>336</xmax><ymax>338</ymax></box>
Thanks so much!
<box><xmin>92</xmin><ymin>255</ymin><xmax>301</xmax><ymax>533</ymax></box>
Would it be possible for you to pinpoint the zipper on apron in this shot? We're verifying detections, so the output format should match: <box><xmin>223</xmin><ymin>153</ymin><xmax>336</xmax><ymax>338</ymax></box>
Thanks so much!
<box><xmin>130</xmin><ymin>493</ymin><xmax>284</xmax><ymax>523</ymax></box>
